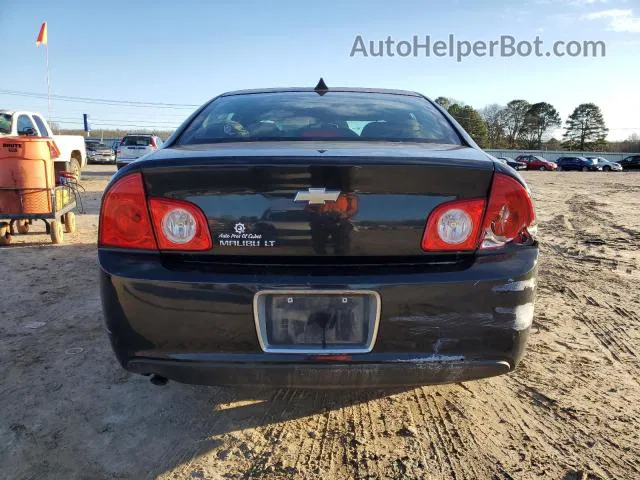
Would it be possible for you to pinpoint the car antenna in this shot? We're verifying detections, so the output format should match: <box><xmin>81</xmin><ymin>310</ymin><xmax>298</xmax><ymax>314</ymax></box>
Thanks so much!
<box><xmin>314</xmin><ymin>78</ymin><xmax>329</xmax><ymax>96</ymax></box>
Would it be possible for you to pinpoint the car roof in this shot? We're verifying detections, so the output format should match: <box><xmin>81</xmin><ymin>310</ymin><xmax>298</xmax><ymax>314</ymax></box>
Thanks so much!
<box><xmin>219</xmin><ymin>87</ymin><xmax>423</xmax><ymax>98</ymax></box>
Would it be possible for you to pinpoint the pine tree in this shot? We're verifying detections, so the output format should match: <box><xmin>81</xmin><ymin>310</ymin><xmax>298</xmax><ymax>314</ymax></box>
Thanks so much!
<box><xmin>448</xmin><ymin>104</ymin><xmax>488</xmax><ymax>148</ymax></box>
<box><xmin>503</xmin><ymin>100</ymin><xmax>530</xmax><ymax>148</ymax></box>
<box><xmin>521</xmin><ymin>102</ymin><xmax>561</xmax><ymax>149</ymax></box>
<box><xmin>562</xmin><ymin>103</ymin><xmax>608</xmax><ymax>151</ymax></box>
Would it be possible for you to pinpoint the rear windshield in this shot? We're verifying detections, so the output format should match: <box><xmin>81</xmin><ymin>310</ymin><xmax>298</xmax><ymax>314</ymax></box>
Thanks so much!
<box><xmin>176</xmin><ymin>92</ymin><xmax>462</xmax><ymax>145</ymax></box>
<box><xmin>0</xmin><ymin>113</ymin><xmax>12</xmax><ymax>134</ymax></box>
<box><xmin>122</xmin><ymin>136</ymin><xmax>152</xmax><ymax>146</ymax></box>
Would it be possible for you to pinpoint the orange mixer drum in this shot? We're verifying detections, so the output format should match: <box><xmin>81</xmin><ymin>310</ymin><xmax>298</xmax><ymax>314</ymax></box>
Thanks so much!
<box><xmin>0</xmin><ymin>137</ymin><xmax>58</xmax><ymax>214</ymax></box>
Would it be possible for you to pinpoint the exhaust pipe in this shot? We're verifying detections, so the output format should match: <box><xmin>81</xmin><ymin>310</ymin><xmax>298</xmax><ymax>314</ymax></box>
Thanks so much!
<box><xmin>149</xmin><ymin>374</ymin><xmax>168</xmax><ymax>386</ymax></box>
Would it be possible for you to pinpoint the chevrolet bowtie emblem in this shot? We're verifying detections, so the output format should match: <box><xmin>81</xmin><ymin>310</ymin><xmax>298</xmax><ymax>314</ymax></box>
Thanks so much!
<box><xmin>294</xmin><ymin>188</ymin><xmax>341</xmax><ymax>205</ymax></box>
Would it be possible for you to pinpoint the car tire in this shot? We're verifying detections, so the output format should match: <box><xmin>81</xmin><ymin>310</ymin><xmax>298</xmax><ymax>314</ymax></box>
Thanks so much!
<box><xmin>557</xmin><ymin>166</ymin><xmax>563</xmax><ymax>171</ymax></box>
<box><xmin>603</xmin><ymin>166</ymin><xmax>611</xmax><ymax>172</ymax></box>
<box><xmin>539</xmin><ymin>166</ymin><xmax>546</xmax><ymax>171</ymax></box>
<box><xmin>582</xmin><ymin>166</ymin><xmax>589</xmax><ymax>172</ymax></box>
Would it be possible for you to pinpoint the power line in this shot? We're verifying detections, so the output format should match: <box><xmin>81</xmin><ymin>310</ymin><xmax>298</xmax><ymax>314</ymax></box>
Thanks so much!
<box><xmin>51</xmin><ymin>120</ymin><xmax>176</xmax><ymax>129</ymax></box>
<box><xmin>50</xmin><ymin>115</ymin><xmax>180</xmax><ymax>126</ymax></box>
<box><xmin>0</xmin><ymin>89</ymin><xmax>201</xmax><ymax>109</ymax></box>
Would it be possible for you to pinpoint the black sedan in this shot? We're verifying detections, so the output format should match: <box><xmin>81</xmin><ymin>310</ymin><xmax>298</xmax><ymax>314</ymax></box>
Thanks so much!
<box><xmin>619</xmin><ymin>154</ymin><xmax>640</xmax><ymax>170</ymax></box>
<box><xmin>498</xmin><ymin>156</ymin><xmax>526</xmax><ymax>170</ymax></box>
<box><xmin>98</xmin><ymin>85</ymin><xmax>538</xmax><ymax>388</ymax></box>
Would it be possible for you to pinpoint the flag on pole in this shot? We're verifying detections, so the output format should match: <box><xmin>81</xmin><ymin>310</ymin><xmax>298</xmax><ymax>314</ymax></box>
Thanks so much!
<box><xmin>36</xmin><ymin>22</ymin><xmax>48</xmax><ymax>46</ymax></box>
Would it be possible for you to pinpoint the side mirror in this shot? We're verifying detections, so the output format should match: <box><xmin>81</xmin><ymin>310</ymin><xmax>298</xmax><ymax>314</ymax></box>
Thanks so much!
<box><xmin>19</xmin><ymin>127</ymin><xmax>37</xmax><ymax>136</ymax></box>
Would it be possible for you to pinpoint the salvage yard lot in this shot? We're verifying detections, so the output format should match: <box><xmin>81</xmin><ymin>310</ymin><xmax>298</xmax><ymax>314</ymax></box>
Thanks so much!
<box><xmin>1</xmin><ymin>165</ymin><xmax>639</xmax><ymax>480</ymax></box>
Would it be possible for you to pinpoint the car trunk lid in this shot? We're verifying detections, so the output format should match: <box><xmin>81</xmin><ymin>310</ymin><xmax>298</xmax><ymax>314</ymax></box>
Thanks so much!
<box><xmin>141</xmin><ymin>142</ymin><xmax>495</xmax><ymax>258</ymax></box>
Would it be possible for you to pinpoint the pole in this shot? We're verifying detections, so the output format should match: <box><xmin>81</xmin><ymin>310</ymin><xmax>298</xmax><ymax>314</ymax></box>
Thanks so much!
<box><xmin>45</xmin><ymin>44</ymin><xmax>52</xmax><ymax>121</ymax></box>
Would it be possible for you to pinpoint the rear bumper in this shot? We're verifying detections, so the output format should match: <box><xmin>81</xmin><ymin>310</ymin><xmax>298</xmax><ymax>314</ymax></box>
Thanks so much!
<box><xmin>127</xmin><ymin>357</ymin><xmax>511</xmax><ymax>388</ymax></box>
<box><xmin>99</xmin><ymin>246</ymin><xmax>538</xmax><ymax>387</ymax></box>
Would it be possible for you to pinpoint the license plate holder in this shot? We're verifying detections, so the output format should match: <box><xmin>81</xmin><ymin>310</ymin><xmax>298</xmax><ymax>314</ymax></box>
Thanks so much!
<box><xmin>253</xmin><ymin>290</ymin><xmax>380</xmax><ymax>353</ymax></box>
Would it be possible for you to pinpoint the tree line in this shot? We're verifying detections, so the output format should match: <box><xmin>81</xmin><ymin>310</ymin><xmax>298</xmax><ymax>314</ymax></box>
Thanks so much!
<box><xmin>54</xmin><ymin>104</ymin><xmax>639</xmax><ymax>153</ymax></box>
<box><xmin>434</xmin><ymin>97</ymin><xmax>621</xmax><ymax>152</ymax></box>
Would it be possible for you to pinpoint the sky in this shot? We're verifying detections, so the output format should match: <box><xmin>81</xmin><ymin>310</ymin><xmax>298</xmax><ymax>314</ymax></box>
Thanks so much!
<box><xmin>0</xmin><ymin>0</ymin><xmax>638</xmax><ymax>140</ymax></box>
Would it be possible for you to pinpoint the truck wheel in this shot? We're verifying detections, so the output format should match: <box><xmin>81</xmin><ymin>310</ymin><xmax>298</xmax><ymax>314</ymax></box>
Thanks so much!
<box><xmin>17</xmin><ymin>219</ymin><xmax>30</xmax><ymax>234</ymax></box>
<box><xmin>0</xmin><ymin>222</ymin><xmax>11</xmax><ymax>245</ymax></box>
<box><xmin>69</xmin><ymin>158</ymin><xmax>81</xmax><ymax>181</ymax></box>
<box><xmin>63</xmin><ymin>212</ymin><xmax>76</xmax><ymax>233</ymax></box>
<box><xmin>50</xmin><ymin>220</ymin><xmax>64</xmax><ymax>244</ymax></box>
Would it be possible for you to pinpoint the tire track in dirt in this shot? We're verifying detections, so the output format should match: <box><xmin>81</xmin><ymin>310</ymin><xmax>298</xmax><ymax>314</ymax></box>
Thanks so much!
<box><xmin>428</xmin><ymin>394</ymin><xmax>483</xmax><ymax>480</ymax></box>
<box><xmin>421</xmin><ymin>389</ymin><xmax>469</xmax><ymax>480</ymax></box>
<box><xmin>241</xmin><ymin>389</ymin><xmax>297</xmax><ymax>478</ymax></box>
<box><xmin>290</xmin><ymin>392</ymin><xmax>322</xmax><ymax>478</ymax></box>
<box><xmin>356</xmin><ymin>399</ymin><xmax>384</xmax><ymax>479</ymax></box>
<box><xmin>411</xmin><ymin>389</ymin><xmax>447</xmax><ymax>478</ymax></box>
<box><xmin>507</xmin><ymin>371</ymin><xmax>640</xmax><ymax>480</ymax></box>
<box><xmin>576</xmin><ymin>308</ymin><xmax>640</xmax><ymax>378</ymax></box>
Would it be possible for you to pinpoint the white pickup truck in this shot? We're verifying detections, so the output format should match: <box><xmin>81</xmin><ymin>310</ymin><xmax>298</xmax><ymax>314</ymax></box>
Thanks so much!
<box><xmin>0</xmin><ymin>110</ymin><xmax>87</xmax><ymax>179</ymax></box>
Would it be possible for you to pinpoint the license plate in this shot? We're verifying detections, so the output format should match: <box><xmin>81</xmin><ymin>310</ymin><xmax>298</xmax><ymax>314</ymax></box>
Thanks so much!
<box><xmin>253</xmin><ymin>290</ymin><xmax>380</xmax><ymax>353</ymax></box>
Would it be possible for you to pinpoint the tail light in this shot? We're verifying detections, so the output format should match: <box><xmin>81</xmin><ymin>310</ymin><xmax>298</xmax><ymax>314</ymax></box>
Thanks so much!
<box><xmin>421</xmin><ymin>199</ymin><xmax>485</xmax><ymax>251</ymax></box>
<box><xmin>47</xmin><ymin>140</ymin><xmax>61</xmax><ymax>160</ymax></box>
<box><xmin>480</xmin><ymin>172</ymin><xmax>536</xmax><ymax>249</ymax></box>
<box><xmin>99</xmin><ymin>173</ymin><xmax>212</xmax><ymax>251</ymax></box>
<box><xmin>99</xmin><ymin>173</ymin><xmax>157</xmax><ymax>250</ymax></box>
<box><xmin>148</xmin><ymin>197</ymin><xmax>211</xmax><ymax>250</ymax></box>
<box><xmin>150</xmin><ymin>137</ymin><xmax>157</xmax><ymax>149</ymax></box>
<box><xmin>421</xmin><ymin>172</ymin><xmax>535</xmax><ymax>252</ymax></box>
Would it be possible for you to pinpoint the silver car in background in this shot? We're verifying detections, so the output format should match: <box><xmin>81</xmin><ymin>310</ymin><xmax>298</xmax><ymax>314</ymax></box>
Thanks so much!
<box><xmin>116</xmin><ymin>134</ymin><xmax>163</xmax><ymax>170</ymax></box>
<box><xmin>587</xmin><ymin>157</ymin><xmax>622</xmax><ymax>172</ymax></box>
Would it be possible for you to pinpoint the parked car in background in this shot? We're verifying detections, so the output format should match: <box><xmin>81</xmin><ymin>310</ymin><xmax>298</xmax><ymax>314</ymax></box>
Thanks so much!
<box><xmin>619</xmin><ymin>155</ymin><xmax>640</xmax><ymax>170</ymax></box>
<box><xmin>556</xmin><ymin>156</ymin><xmax>602</xmax><ymax>172</ymax></box>
<box><xmin>514</xmin><ymin>154</ymin><xmax>557</xmax><ymax>171</ymax></box>
<box><xmin>497</xmin><ymin>156</ymin><xmax>526</xmax><ymax>170</ymax></box>
<box><xmin>116</xmin><ymin>134</ymin><xmax>163</xmax><ymax>170</ymax></box>
<box><xmin>98</xmin><ymin>86</ymin><xmax>538</xmax><ymax>388</ymax></box>
<box><xmin>587</xmin><ymin>157</ymin><xmax>622</xmax><ymax>172</ymax></box>
<box><xmin>486</xmin><ymin>153</ymin><xmax>520</xmax><ymax>172</ymax></box>
<box><xmin>85</xmin><ymin>139</ymin><xmax>116</xmax><ymax>164</ymax></box>
<box><xmin>0</xmin><ymin>109</ymin><xmax>87</xmax><ymax>178</ymax></box>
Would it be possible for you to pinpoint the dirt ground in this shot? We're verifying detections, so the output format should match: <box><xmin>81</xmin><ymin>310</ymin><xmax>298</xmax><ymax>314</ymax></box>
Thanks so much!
<box><xmin>1</xmin><ymin>165</ymin><xmax>639</xmax><ymax>480</ymax></box>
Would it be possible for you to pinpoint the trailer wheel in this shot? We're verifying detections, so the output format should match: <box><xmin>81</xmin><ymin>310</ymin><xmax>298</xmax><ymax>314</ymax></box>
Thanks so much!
<box><xmin>69</xmin><ymin>158</ymin><xmax>82</xmax><ymax>181</ymax></box>
<box><xmin>0</xmin><ymin>222</ymin><xmax>11</xmax><ymax>245</ymax></box>
<box><xmin>50</xmin><ymin>220</ymin><xmax>64</xmax><ymax>244</ymax></box>
<box><xmin>63</xmin><ymin>212</ymin><xmax>76</xmax><ymax>233</ymax></box>
<box><xmin>17</xmin><ymin>219</ymin><xmax>30</xmax><ymax>234</ymax></box>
